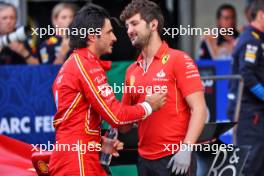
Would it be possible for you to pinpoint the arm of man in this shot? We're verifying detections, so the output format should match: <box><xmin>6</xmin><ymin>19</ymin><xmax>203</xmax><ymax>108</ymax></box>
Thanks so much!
<box><xmin>75</xmin><ymin>54</ymin><xmax>166</xmax><ymax>128</ymax></box>
<box><xmin>167</xmin><ymin>51</ymin><xmax>207</xmax><ymax>175</ymax></box>
<box><xmin>238</xmin><ymin>42</ymin><xmax>264</xmax><ymax>101</ymax></box>
<box><xmin>8</xmin><ymin>42</ymin><xmax>39</xmax><ymax>64</ymax></box>
<box><xmin>183</xmin><ymin>91</ymin><xmax>207</xmax><ymax>144</ymax></box>
<box><xmin>204</xmin><ymin>35</ymin><xmax>235</xmax><ymax>59</ymax></box>
<box><xmin>167</xmin><ymin>90</ymin><xmax>207</xmax><ymax>175</ymax></box>
<box><xmin>172</xmin><ymin>51</ymin><xmax>207</xmax><ymax>142</ymax></box>
<box><xmin>119</xmin><ymin>68</ymin><xmax>136</xmax><ymax>133</ymax></box>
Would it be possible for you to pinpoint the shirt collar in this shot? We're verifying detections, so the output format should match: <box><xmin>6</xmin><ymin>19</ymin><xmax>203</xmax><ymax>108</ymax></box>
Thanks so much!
<box><xmin>249</xmin><ymin>25</ymin><xmax>264</xmax><ymax>38</ymax></box>
<box><xmin>74</xmin><ymin>47</ymin><xmax>112</xmax><ymax>71</ymax></box>
<box><xmin>136</xmin><ymin>41</ymin><xmax>169</xmax><ymax>64</ymax></box>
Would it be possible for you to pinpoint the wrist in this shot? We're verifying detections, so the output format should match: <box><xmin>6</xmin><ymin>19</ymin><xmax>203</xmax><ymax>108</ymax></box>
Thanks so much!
<box><xmin>140</xmin><ymin>102</ymin><xmax>153</xmax><ymax>119</ymax></box>
<box><xmin>250</xmin><ymin>83</ymin><xmax>264</xmax><ymax>101</ymax></box>
<box><xmin>179</xmin><ymin>143</ymin><xmax>191</xmax><ymax>152</ymax></box>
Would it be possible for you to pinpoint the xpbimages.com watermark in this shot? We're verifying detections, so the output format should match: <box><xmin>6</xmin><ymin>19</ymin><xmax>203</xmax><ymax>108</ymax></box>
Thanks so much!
<box><xmin>30</xmin><ymin>25</ymin><xmax>234</xmax><ymax>39</ymax></box>
<box><xmin>163</xmin><ymin>25</ymin><xmax>234</xmax><ymax>38</ymax></box>
<box><xmin>31</xmin><ymin>140</ymin><xmax>102</xmax><ymax>154</ymax></box>
<box><xmin>30</xmin><ymin>25</ymin><xmax>102</xmax><ymax>38</ymax></box>
<box><xmin>163</xmin><ymin>141</ymin><xmax>234</xmax><ymax>155</ymax></box>
<box><xmin>97</xmin><ymin>83</ymin><xmax>168</xmax><ymax>96</ymax></box>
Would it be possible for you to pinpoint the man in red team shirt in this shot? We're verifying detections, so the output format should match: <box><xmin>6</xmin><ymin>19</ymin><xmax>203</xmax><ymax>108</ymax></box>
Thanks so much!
<box><xmin>49</xmin><ymin>4</ymin><xmax>166</xmax><ymax>176</ymax></box>
<box><xmin>120</xmin><ymin>0</ymin><xmax>207</xmax><ymax>175</ymax></box>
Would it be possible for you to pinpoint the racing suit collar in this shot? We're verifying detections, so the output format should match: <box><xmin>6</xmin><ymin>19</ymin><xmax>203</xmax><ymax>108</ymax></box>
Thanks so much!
<box><xmin>136</xmin><ymin>41</ymin><xmax>169</xmax><ymax>65</ymax></box>
<box><xmin>249</xmin><ymin>25</ymin><xmax>264</xmax><ymax>37</ymax></box>
<box><xmin>74</xmin><ymin>47</ymin><xmax>112</xmax><ymax>71</ymax></box>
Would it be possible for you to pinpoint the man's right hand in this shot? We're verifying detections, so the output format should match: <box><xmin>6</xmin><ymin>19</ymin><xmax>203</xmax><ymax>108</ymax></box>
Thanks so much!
<box><xmin>145</xmin><ymin>93</ymin><xmax>166</xmax><ymax>111</ymax></box>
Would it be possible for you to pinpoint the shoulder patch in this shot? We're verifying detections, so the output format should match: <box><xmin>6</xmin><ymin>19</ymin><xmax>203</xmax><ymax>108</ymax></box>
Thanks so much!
<box><xmin>251</xmin><ymin>32</ymin><xmax>260</xmax><ymax>40</ymax></box>
<box><xmin>244</xmin><ymin>44</ymin><xmax>258</xmax><ymax>63</ymax></box>
<box><xmin>183</xmin><ymin>54</ymin><xmax>193</xmax><ymax>61</ymax></box>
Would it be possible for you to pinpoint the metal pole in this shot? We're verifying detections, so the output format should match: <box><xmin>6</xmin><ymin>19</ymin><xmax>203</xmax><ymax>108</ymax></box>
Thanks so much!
<box><xmin>201</xmin><ymin>75</ymin><xmax>244</xmax><ymax>145</ymax></box>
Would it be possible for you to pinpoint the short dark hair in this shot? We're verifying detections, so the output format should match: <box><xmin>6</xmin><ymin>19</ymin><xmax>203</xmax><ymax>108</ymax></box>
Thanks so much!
<box><xmin>120</xmin><ymin>0</ymin><xmax>164</xmax><ymax>36</ymax></box>
<box><xmin>216</xmin><ymin>4</ymin><xmax>236</xmax><ymax>19</ymax></box>
<box><xmin>249</xmin><ymin>0</ymin><xmax>264</xmax><ymax>20</ymax></box>
<box><xmin>69</xmin><ymin>4</ymin><xmax>110</xmax><ymax>50</ymax></box>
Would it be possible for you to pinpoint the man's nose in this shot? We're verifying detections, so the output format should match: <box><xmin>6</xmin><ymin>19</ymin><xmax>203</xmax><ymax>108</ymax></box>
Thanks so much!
<box><xmin>127</xmin><ymin>25</ymin><xmax>133</xmax><ymax>35</ymax></box>
<box><xmin>6</xmin><ymin>18</ymin><xmax>12</xmax><ymax>24</ymax></box>
<box><xmin>66</xmin><ymin>18</ymin><xmax>72</xmax><ymax>25</ymax></box>
<box><xmin>112</xmin><ymin>33</ymin><xmax>117</xmax><ymax>42</ymax></box>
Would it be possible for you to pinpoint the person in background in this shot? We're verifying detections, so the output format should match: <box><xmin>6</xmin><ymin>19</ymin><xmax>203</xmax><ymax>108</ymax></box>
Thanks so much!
<box><xmin>238</xmin><ymin>0</ymin><xmax>255</xmax><ymax>32</ymax></box>
<box><xmin>199</xmin><ymin>4</ymin><xmax>239</xmax><ymax>60</ymax></box>
<box><xmin>0</xmin><ymin>2</ymin><xmax>38</xmax><ymax>64</ymax></box>
<box><xmin>245</xmin><ymin>0</ymin><xmax>254</xmax><ymax>23</ymax></box>
<box><xmin>36</xmin><ymin>3</ymin><xmax>77</xmax><ymax>64</ymax></box>
<box><xmin>228</xmin><ymin>0</ymin><xmax>264</xmax><ymax>175</ymax></box>
<box><xmin>227</xmin><ymin>0</ymin><xmax>256</xmax><ymax>121</ymax></box>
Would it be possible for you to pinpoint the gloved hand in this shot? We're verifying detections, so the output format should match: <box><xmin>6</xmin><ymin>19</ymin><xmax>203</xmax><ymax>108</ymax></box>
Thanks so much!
<box><xmin>167</xmin><ymin>147</ymin><xmax>192</xmax><ymax>175</ymax></box>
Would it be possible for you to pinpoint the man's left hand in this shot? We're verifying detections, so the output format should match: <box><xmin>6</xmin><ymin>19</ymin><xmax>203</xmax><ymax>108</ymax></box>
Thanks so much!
<box><xmin>101</xmin><ymin>136</ymin><xmax>124</xmax><ymax>157</ymax></box>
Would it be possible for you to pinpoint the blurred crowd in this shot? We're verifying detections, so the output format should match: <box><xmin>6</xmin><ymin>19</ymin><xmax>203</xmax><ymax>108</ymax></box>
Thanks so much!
<box><xmin>198</xmin><ymin>1</ymin><xmax>254</xmax><ymax>60</ymax></box>
<box><xmin>0</xmin><ymin>1</ymin><xmax>255</xmax><ymax>64</ymax></box>
<box><xmin>0</xmin><ymin>2</ymin><xmax>77</xmax><ymax>65</ymax></box>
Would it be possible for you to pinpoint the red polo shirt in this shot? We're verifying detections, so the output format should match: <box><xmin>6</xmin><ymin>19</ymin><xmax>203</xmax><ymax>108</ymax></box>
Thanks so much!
<box><xmin>122</xmin><ymin>42</ymin><xmax>204</xmax><ymax>160</ymax></box>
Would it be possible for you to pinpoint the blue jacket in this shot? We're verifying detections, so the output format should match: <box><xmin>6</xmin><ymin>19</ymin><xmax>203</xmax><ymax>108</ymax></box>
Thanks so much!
<box><xmin>228</xmin><ymin>25</ymin><xmax>264</xmax><ymax>115</ymax></box>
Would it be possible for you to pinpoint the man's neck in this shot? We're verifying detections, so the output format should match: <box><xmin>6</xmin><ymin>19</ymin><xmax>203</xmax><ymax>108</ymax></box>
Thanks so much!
<box><xmin>251</xmin><ymin>21</ymin><xmax>264</xmax><ymax>33</ymax></box>
<box><xmin>88</xmin><ymin>45</ymin><xmax>101</xmax><ymax>58</ymax></box>
<box><xmin>142</xmin><ymin>35</ymin><xmax>162</xmax><ymax>61</ymax></box>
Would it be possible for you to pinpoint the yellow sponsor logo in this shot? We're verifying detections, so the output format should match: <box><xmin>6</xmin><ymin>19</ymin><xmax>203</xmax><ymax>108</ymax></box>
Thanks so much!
<box><xmin>162</xmin><ymin>54</ymin><xmax>170</xmax><ymax>64</ymax></box>
<box><xmin>251</xmin><ymin>32</ymin><xmax>260</xmax><ymax>40</ymax></box>
<box><xmin>38</xmin><ymin>160</ymin><xmax>49</xmax><ymax>174</ymax></box>
<box><xmin>130</xmin><ymin>75</ymin><xmax>135</xmax><ymax>86</ymax></box>
<box><xmin>245</xmin><ymin>52</ymin><xmax>256</xmax><ymax>59</ymax></box>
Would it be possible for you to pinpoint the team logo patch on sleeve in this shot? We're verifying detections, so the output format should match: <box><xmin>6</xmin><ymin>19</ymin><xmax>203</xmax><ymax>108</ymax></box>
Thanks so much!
<box><xmin>244</xmin><ymin>44</ymin><xmax>258</xmax><ymax>63</ymax></box>
<box><xmin>251</xmin><ymin>32</ymin><xmax>260</xmax><ymax>40</ymax></box>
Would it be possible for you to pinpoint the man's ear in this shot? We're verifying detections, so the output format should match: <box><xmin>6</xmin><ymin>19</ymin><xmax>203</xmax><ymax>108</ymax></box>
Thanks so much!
<box><xmin>150</xmin><ymin>19</ymin><xmax>158</xmax><ymax>31</ymax></box>
<box><xmin>87</xmin><ymin>34</ymin><xmax>97</xmax><ymax>43</ymax></box>
<box><xmin>261</xmin><ymin>11</ymin><xmax>264</xmax><ymax>20</ymax></box>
